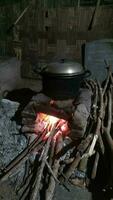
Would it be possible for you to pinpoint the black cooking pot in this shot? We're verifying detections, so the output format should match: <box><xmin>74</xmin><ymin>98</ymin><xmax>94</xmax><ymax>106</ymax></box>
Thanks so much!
<box><xmin>40</xmin><ymin>60</ymin><xmax>91</xmax><ymax>100</ymax></box>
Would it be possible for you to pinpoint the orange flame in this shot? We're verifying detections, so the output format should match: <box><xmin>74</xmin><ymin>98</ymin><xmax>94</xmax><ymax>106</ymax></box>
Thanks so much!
<box><xmin>35</xmin><ymin>112</ymin><xmax>69</xmax><ymax>140</ymax></box>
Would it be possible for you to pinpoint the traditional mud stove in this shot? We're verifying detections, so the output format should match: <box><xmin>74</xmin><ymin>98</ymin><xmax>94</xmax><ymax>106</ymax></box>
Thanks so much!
<box><xmin>0</xmin><ymin>61</ymin><xmax>113</xmax><ymax>200</ymax></box>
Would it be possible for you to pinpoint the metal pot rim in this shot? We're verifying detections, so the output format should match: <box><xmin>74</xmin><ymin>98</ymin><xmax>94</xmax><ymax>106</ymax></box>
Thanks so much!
<box><xmin>41</xmin><ymin>61</ymin><xmax>85</xmax><ymax>75</ymax></box>
<box><xmin>41</xmin><ymin>71</ymin><xmax>85</xmax><ymax>77</ymax></box>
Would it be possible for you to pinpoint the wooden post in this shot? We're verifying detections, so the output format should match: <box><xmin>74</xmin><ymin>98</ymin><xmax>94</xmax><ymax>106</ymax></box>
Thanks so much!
<box><xmin>77</xmin><ymin>0</ymin><xmax>80</xmax><ymax>8</ymax></box>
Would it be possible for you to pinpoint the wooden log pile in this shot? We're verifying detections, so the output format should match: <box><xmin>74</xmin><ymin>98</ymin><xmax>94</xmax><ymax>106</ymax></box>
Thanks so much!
<box><xmin>0</xmin><ymin>65</ymin><xmax>113</xmax><ymax>199</ymax></box>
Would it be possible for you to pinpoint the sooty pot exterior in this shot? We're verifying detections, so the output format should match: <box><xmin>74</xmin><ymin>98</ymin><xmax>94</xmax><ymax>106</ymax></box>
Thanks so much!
<box><xmin>41</xmin><ymin>60</ymin><xmax>91</xmax><ymax>100</ymax></box>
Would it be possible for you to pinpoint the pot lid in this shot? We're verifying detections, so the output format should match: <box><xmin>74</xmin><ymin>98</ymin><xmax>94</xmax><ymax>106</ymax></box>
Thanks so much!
<box><xmin>43</xmin><ymin>60</ymin><xmax>84</xmax><ymax>75</ymax></box>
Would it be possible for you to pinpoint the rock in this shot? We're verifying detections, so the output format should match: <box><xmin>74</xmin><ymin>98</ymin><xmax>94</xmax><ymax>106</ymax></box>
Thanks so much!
<box><xmin>71</xmin><ymin>89</ymin><xmax>92</xmax><ymax>139</ymax></box>
<box><xmin>0</xmin><ymin>99</ymin><xmax>27</xmax><ymax>187</ymax></box>
<box><xmin>0</xmin><ymin>99</ymin><xmax>19</xmax><ymax>118</ymax></box>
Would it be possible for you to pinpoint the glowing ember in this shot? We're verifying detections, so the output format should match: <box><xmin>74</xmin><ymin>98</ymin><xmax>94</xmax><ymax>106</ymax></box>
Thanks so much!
<box><xmin>35</xmin><ymin>112</ymin><xmax>69</xmax><ymax>139</ymax></box>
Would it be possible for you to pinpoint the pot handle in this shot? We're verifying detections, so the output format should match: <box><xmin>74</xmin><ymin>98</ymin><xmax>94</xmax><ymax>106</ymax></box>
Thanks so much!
<box><xmin>33</xmin><ymin>65</ymin><xmax>47</xmax><ymax>75</ymax></box>
<box><xmin>83</xmin><ymin>70</ymin><xmax>91</xmax><ymax>78</ymax></box>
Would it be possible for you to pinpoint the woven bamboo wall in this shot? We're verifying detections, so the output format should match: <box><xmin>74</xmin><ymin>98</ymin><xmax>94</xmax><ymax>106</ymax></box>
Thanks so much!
<box><xmin>18</xmin><ymin>5</ymin><xmax>113</xmax><ymax>78</ymax></box>
<box><xmin>0</xmin><ymin>0</ymin><xmax>27</xmax><ymax>56</ymax></box>
<box><xmin>0</xmin><ymin>1</ymin><xmax>112</xmax><ymax>78</ymax></box>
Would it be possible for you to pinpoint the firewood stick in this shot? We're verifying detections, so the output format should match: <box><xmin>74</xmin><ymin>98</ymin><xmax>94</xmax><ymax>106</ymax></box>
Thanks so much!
<box><xmin>92</xmin><ymin>82</ymin><xmax>104</xmax><ymax>154</ymax></box>
<box><xmin>92</xmin><ymin>81</ymin><xmax>98</xmax><ymax>120</ymax></box>
<box><xmin>22</xmin><ymin>125</ymin><xmax>35</xmax><ymax>133</ymax></box>
<box><xmin>110</xmin><ymin>73</ymin><xmax>113</xmax><ymax>85</ymax></box>
<box><xmin>7</xmin><ymin>5</ymin><xmax>29</xmax><ymax>32</ymax></box>
<box><xmin>83</xmin><ymin>81</ymin><xmax>103</xmax><ymax>158</ymax></box>
<box><xmin>91</xmin><ymin>152</ymin><xmax>100</xmax><ymax>179</ymax></box>
<box><xmin>55</xmin><ymin>134</ymin><xmax>63</xmax><ymax>155</ymax></box>
<box><xmin>79</xmin><ymin>145</ymin><xmax>91</xmax><ymax>171</ymax></box>
<box><xmin>98</xmin><ymin>134</ymin><xmax>105</xmax><ymax>155</ymax></box>
<box><xmin>89</xmin><ymin>79</ymin><xmax>96</xmax><ymax>91</ymax></box>
<box><xmin>29</xmin><ymin>127</ymin><xmax>57</xmax><ymax>200</ymax></box>
<box><xmin>84</xmin><ymin>80</ymin><xmax>97</xmax><ymax>139</ymax></box>
<box><xmin>45</xmin><ymin>160</ymin><xmax>60</xmax><ymax>184</ymax></box>
<box><xmin>18</xmin><ymin>172</ymin><xmax>33</xmax><ymax>200</ymax></box>
<box><xmin>23</xmin><ymin>123</ymin><xmax>35</xmax><ymax>129</ymax></box>
<box><xmin>103</xmin><ymin>73</ymin><xmax>110</xmax><ymax>95</ymax></box>
<box><xmin>104</xmin><ymin>90</ymin><xmax>113</xmax><ymax>152</ymax></box>
<box><xmin>0</xmin><ymin>143</ymin><xmax>43</xmax><ymax>183</ymax></box>
<box><xmin>101</xmin><ymin>94</ymin><xmax>108</xmax><ymax>134</ymax></box>
<box><xmin>82</xmin><ymin>135</ymin><xmax>97</xmax><ymax>158</ymax></box>
<box><xmin>70</xmin><ymin>145</ymin><xmax>92</xmax><ymax>188</ymax></box>
<box><xmin>24</xmin><ymin>132</ymin><xmax>36</xmax><ymax>135</ymax></box>
<box><xmin>103</xmin><ymin>64</ymin><xmax>111</xmax><ymax>95</ymax></box>
<box><xmin>56</xmin><ymin>140</ymin><xmax>77</xmax><ymax>160</ymax></box>
<box><xmin>17</xmin><ymin>169</ymin><xmax>33</xmax><ymax>192</ymax></box>
<box><xmin>61</xmin><ymin>134</ymin><xmax>93</xmax><ymax>181</ymax></box>
<box><xmin>86</xmin><ymin>80</ymin><xmax>105</xmax><ymax>154</ymax></box>
<box><xmin>84</xmin><ymin>80</ymin><xmax>92</xmax><ymax>90</ymax></box>
<box><xmin>89</xmin><ymin>81</ymin><xmax>104</xmax><ymax>156</ymax></box>
<box><xmin>63</xmin><ymin>158</ymin><xmax>74</xmax><ymax>165</ymax></box>
<box><xmin>45</xmin><ymin>134</ymin><xmax>63</xmax><ymax>200</ymax></box>
<box><xmin>1</xmin><ymin>135</ymin><xmax>41</xmax><ymax>172</ymax></box>
<box><xmin>45</xmin><ymin>159</ymin><xmax>60</xmax><ymax>200</ymax></box>
<box><xmin>88</xmin><ymin>0</ymin><xmax>101</xmax><ymax>30</ymax></box>
<box><xmin>77</xmin><ymin>82</ymin><xmax>104</xmax><ymax>181</ymax></box>
<box><xmin>98</xmin><ymin>81</ymin><xmax>103</xmax><ymax>119</ymax></box>
<box><xmin>0</xmin><ymin>133</ymin><xmax>45</xmax><ymax>182</ymax></box>
<box><xmin>19</xmin><ymin>155</ymin><xmax>42</xmax><ymax>199</ymax></box>
<box><xmin>62</xmin><ymin>154</ymin><xmax>82</xmax><ymax>181</ymax></box>
<box><xmin>79</xmin><ymin>148</ymin><xmax>90</xmax><ymax>172</ymax></box>
<box><xmin>106</xmin><ymin>88</ymin><xmax>113</xmax><ymax>188</ymax></box>
<box><xmin>22</xmin><ymin>111</ymin><xmax>36</xmax><ymax>119</ymax></box>
<box><xmin>22</xmin><ymin>118</ymin><xmax>35</xmax><ymax>125</ymax></box>
<box><xmin>102</xmin><ymin>85</ymin><xmax>113</xmax><ymax>188</ymax></box>
<box><xmin>86</xmin><ymin>118</ymin><xmax>99</xmax><ymax>158</ymax></box>
<box><xmin>49</xmin><ymin>140</ymin><xmax>56</xmax><ymax>166</ymax></box>
<box><xmin>20</xmin><ymin>154</ymin><xmax>44</xmax><ymax>200</ymax></box>
<box><xmin>45</xmin><ymin>139</ymin><xmax>56</xmax><ymax>184</ymax></box>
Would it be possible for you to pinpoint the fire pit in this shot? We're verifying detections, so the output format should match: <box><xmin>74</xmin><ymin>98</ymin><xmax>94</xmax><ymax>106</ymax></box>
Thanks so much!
<box><xmin>0</xmin><ymin>66</ymin><xmax>113</xmax><ymax>200</ymax></box>
<box><xmin>21</xmin><ymin>89</ymin><xmax>92</xmax><ymax>140</ymax></box>
<box><xmin>19</xmin><ymin>89</ymin><xmax>92</xmax><ymax>199</ymax></box>
<box><xmin>34</xmin><ymin>112</ymin><xmax>69</xmax><ymax>140</ymax></box>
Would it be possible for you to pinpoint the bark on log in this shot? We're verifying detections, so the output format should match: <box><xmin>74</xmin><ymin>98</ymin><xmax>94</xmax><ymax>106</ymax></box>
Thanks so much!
<box><xmin>45</xmin><ymin>135</ymin><xmax>63</xmax><ymax>200</ymax></box>
<box><xmin>29</xmin><ymin>127</ymin><xmax>57</xmax><ymax>200</ymax></box>
<box><xmin>91</xmin><ymin>152</ymin><xmax>99</xmax><ymax>179</ymax></box>
<box><xmin>61</xmin><ymin>134</ymin><xmax>93</xmax><ymax>181</ymax></box>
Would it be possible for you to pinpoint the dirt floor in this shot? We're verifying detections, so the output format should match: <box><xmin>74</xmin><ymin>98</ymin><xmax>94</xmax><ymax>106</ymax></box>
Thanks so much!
<box><xmin>0</xmin><ymin>181</ymin><xmax>92</xmax><ymax>200</ymax></box>
<box><xmin>0</xmin><ymin>182</ymin><xmax>18</xmax><ymax>200</ymax></box>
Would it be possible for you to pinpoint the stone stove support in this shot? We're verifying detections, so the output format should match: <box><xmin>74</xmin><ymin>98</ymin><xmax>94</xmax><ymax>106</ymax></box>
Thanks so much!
<box><xmin>22</xmin><ymin>88</ymin><xmax>92</xmax><ymax>140</ymax></box>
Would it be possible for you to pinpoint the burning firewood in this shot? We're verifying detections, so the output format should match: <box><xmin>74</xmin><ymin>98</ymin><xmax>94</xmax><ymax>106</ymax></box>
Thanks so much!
<box><xmin>45</xmin><ymin>134</ymin><xmax>63</xmax><ymax>200</ymax></box>
<box><xmin>29</xmin><ymin>126</ymin><xmax>57</xmax><ymax>200</ymax></box>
